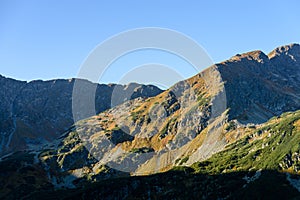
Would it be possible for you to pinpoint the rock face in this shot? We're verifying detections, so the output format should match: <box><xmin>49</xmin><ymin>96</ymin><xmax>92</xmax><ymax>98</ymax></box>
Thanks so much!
<box><xmin>218</xmin><ymin>43</ymin><xmax>300</xmax><ymax>124</ymax></box>
<box><xmin>0</xmin><ymin>77</ymin><xmax>162</xmax><ymax>155</ymax></box>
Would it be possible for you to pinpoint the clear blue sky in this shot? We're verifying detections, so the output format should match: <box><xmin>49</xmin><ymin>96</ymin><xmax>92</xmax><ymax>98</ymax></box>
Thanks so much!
<box><xmin>0</xmin><ymin>0</ymin><xmax>299</xmax><ymax>86</ymax></box>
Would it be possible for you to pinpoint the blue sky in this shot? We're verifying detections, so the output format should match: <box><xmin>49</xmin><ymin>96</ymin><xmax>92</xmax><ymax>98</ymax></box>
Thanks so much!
<box><xmin>0</xmin><ymin>0</ymin><xmax>299</xmax><ymax>87</ymax></box>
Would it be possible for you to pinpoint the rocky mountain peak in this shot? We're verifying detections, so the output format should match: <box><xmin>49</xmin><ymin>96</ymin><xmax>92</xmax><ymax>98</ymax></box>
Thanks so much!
<box><xmin>229</xmin><ymin>50</ymin><xmax>269</xmax><ymax>63</ymax></box>
<box><xmin>268</xmin><ymin>43</ymin><xmax>300</xmax><ymax>63</ymax></box>
<box><xmin>215</xmin><ymin>43</ymin><xmax>300</xmax><ymax>124</ymax></box>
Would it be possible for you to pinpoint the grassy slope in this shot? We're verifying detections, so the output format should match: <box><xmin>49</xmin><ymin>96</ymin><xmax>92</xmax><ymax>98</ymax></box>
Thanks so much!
<box><xmin>191</xmin><ymin>110</ymin><xmax>300</xmax><ymax>174</ymax></box>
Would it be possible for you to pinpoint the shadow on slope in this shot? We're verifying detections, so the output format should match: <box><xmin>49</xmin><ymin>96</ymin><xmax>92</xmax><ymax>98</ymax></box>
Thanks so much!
<box><xmin>30</xmin><ymin>169</ymin><xmax>300</xmax><ymax>200</ymax></box>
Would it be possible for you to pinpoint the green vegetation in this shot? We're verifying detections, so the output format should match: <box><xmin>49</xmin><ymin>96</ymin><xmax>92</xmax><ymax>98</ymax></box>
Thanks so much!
<box><xmin>197</xmin><ymin>93</ymin><xmax>209</xmax><ymax>105</ymax></box>
<box><xmin>175</xmin><ymin>158</ymin><xmax>181</xmax><ymax>164</ymax></box>
<box><xmin>159</xmin><ymin>122</ymin><xmax>169</xmax><ymax>139</ymax></box>
<box><xmin>179</xmin><ymin>156</ymin><xmax>189</xmax><ymax>165</ymax></box>
<box><xmin>130</xmin><ymin>110</ymin><xmax>144</xmax><ymax>122</ymax></box>
<box><xmin>225</xmin><ymin>121</ymin><xmax>236</xmax><ymax>131</ymax></box>
<box><xmin>129</xmin><ymin>147</ymin><xmax>154</xmax><ymax>154</ymax></box>
<box><xmin>191</xmin><ymin>111</ymin><xmax>300</xmax><ymax>174</ymax></box>
<box><xmin>111</xmin><ymin>126</ymin><xmax>120</xmax><ymax>131</ymax></box>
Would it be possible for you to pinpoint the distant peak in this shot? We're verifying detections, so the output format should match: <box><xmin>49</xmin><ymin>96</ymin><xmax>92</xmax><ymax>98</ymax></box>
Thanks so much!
<box><xmin>268</xmin><ymin>43</ymin><xmax>300</xmax><ymax>60</ymax></box>
<box><xmin>229</xmin><ymin>50</ymin><xmax>268</xmax><ymax>63</ymax></box>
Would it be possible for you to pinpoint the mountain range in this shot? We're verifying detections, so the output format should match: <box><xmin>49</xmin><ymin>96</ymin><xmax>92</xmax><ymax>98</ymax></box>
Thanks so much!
<box><xmin>0</xmin><ymin>78</ymin><xmax>162</xmax><ymax>156</ymax></box>
<box><xmin>0</xmin><ymin>43</ymin><xmax>300</xmax><ymax>199</ymax></box>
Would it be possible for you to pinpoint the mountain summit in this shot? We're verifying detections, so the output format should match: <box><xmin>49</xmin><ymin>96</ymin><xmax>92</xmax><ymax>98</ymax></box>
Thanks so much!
<box><xmin>218</xmin><ymin>43</ymin><xmax>300</xmax><ymax>124</ymax></box>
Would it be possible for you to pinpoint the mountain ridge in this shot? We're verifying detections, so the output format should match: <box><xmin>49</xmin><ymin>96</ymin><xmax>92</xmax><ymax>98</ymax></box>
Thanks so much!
<box><xmin>217</xmin><ymin>43</ymin><xmax>300</xmax><ymax>124</ymax></box>
<box><xmin>31</xmin><ymin>43</ymin><xmax>300</xmax><ymax>188</ymax></box>
<box><xmin>0</xmin><ymin>76</ymin><xmax>163</xmax><ymax>156</ymax></box>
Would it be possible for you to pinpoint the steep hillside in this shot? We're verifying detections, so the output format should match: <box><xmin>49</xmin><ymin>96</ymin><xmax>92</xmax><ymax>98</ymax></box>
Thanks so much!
<box><xmin>37</xmin><ymin>44</ymin><xmax>300</xmax><ymax>187</ymax></box>
<box><xmin>2</xmin><ymin>110</ymin><xmax>300</xmax><ymax>199</ymax></box>
<box><xmin>38</xmin><ymin>64</ymin><xmax>227</xmax><ymax>186</ymax></box>
<box><xmin>218</xmin><ymin>44</ymin><xmax>300</xmax><ymax>123</ymax></box>
<box><xmin>191</xmin><ymin>110</ymin><xmax>300</xmax><ymax>174</ymax></box>
<box><xmin>0</xmin><ymin>77</ymin><xmax>162</xmax><ymax>156</ymax></box>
